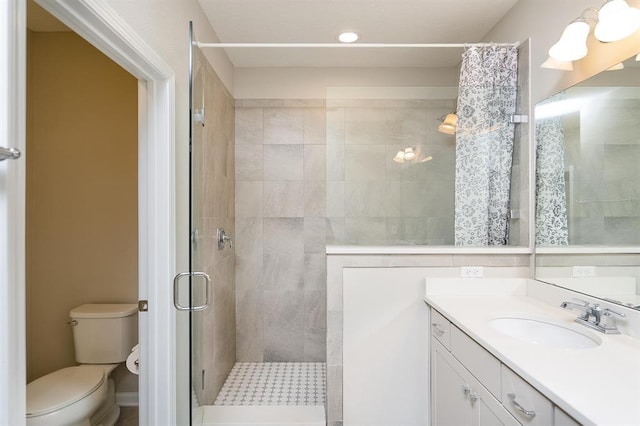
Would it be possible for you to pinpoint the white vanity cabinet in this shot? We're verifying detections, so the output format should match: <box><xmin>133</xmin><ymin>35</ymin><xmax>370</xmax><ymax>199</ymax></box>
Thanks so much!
<box><xmin>430</xmin><ymin>307</ymin><xmax>582</xmax><ymax>426</ymax></box>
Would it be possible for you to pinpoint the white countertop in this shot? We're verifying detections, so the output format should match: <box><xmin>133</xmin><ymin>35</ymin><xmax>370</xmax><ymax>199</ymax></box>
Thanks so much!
<box><xmin>425</xmin><ymin>284</ymin><xmax>640</xmax><ymax>426</ymax></box>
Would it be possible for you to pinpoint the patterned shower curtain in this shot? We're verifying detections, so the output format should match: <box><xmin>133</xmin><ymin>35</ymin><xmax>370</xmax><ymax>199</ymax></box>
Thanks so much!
<box><xmin>535</xmin><ymin>97</ymin><xmax>569</xmax><ymax>245</ymax></box>
<box><xmin>454</xmin><ymin>45</ymin><xmax>518</xmax><ymax>245</ymax></box>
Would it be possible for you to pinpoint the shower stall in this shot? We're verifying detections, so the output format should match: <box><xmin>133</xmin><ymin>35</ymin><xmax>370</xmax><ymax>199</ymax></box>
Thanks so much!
<box><xmin>184</xmin><ymin>21</ymin><xmax>530</xmax><ymax>425</ymax></box>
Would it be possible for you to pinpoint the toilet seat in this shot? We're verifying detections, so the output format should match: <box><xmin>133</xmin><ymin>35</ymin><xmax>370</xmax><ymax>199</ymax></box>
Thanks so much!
<box><xmin>27</xmin><ymin>366</ymin><xmax>106</xmax><ymax>418</ymax></box>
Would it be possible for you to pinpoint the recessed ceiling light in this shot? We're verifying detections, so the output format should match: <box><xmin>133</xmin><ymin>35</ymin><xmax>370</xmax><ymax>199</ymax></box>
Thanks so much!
<box><xmin>338</xmin><ymin>32</ymin><xmax>359</xmax><ymax>43</ymax></box>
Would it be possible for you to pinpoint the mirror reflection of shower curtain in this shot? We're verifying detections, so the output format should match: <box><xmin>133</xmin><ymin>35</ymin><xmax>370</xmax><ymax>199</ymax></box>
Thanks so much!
<box><xmin>454</xmin><ymin>45</ymin><xmax>518</xmax><ymax>245</ymax></box>
<box><xmin>535</xmin><ymin>112</ymin><xmax>569</xmax><ymax>245</ymax></box>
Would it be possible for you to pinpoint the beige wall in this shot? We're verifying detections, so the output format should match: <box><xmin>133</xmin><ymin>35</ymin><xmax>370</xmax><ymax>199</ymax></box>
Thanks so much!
<box><xmin>26</xmin><ymin>31</ymin><xmax>138</xmax><ymax>382</ymax></box>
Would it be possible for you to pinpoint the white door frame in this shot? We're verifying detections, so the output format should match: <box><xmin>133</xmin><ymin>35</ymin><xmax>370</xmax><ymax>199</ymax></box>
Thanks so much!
<box><xmin>1</xmin><ymin>0</ymin><xmax>27</xmax><ymax>424</ymax></box>
<box><xmin>9</xmin><ymin>0</ymin><xmax>177</xmax><ymax>424</ymax></box>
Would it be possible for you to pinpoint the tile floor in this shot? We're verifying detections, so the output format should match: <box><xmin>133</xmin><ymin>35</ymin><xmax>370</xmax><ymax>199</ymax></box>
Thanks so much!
<box><xmin>213</xmin><ymin>362</ymin><xmax>326</xmax><ymax>406</ymax></box>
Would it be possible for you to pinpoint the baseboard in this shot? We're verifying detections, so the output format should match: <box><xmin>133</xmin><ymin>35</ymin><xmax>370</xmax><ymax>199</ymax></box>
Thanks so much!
<box><xmin>116</xmin><ymin>391</ymin><xmax>139</xmax><ymax>407</ymax></box>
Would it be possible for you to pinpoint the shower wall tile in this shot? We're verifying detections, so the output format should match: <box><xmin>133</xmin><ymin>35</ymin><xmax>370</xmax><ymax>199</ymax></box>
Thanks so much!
<box><xmin>261</xmin><ymin>253</ymin><xmax>305</xmax><ymax>291</ymax></box>
<box><xmin>235</xmin><ymin>144</ymin><xmax>263</xmax><ymax>181</ymax></box>
<box><xmin>304</xmin><ymin>328</ymin><xmax>327</xmax><ymax>362</ymax></box>
<box><xmin>304</xmin><ymin>145</ymin><xmax>326</xmax><ymax>181</ymax></box>
<box><xmin>304</xmin><ymin>108</ymin><xmax>327</xmax><ymax>145</ymax></box>
<box><xmin>304</xmin><ymin>218</ymin><xmax>326</xmax><ymax>253</ymax></box>
<box><xmin>326</xmin><ymin>182</ymin><xmax>345</xmax><ymax>217</ymax></box>
<box><xmin>263</xmin><ymin>144</ymin><xmax>304</xmax><ymax>181</ymax></box>
<box><xmin>326</xmin><ymin>144</ymin><xmax>345</xmax><ymax>181</ymax></box>
<box><xmin>303</xmin><ymin>290</ymin><xmax>326</xmax><ymax>330</ymax></box>
<box><xmin>264</xmin><ymin>326</ymin><xmax>305</xmax><ymax>361</ymax></box>
<box><xmin>235</xmin><ymin>181</ymin><xmax>263</xmax><ymax>218</ymax></box>
<box><xmin>326</xmin><ymin>108</ymin><xmax>345</xmax><ymax>145</ymax></box>
<box><xmin>345</xmin><ymin>108</ymin><xmax>386</xmax><ymax>145</ymax></box>
<box><xmin>344</xmin><ymin>181</ymin><xmax>387</xmax><ymax>217</ymax></box>
<box><xmin>263</xmin><ymin>181</ymin><xmax>304</xmax><ymax>217</ymax></box>
<box><xmin>235</xmin><ymin>102</ymin><xmax>329</xmax><ymax>363</ymax></box>
<box><xmin>263</xmin><ymin>218</ymin><xmax>304</xmax><ymax>255</ymax></box>
<box><xmin>234</xmin><ymin>218</ymin><xmax>262</xmax><ymax>292</ymax></box>
<box><xmin>263</xmin><ymin>289</ymin><xmax>305</xmax><ymax>327</ymax></box>
<box><xmin>344</xmin><ymin>145</ymin><xmax>386</xmax><ymax>181</ymax></box>
<box><xmin>264</xmin><ymin>108</ymin><xmax>304</xmax><ymax>144</ymax></box>
<box><xmin>304</xmin><ymin>180</ymin><xmax>326</xmax><ymax>217</ymax></box>
<box><xmin>304</xmin><ymin>254</ymin><xmax>327</xmax><ymax>291</ymax></box>
<box><xmin>235</xmin><ymin>108</ymin><xmax>263</xmax><ymax>145</ymax></box>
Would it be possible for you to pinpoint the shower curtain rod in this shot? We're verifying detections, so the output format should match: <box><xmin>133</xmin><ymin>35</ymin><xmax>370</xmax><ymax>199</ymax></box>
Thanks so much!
<box><xmin>195</xmin><ymin>41</ymin><xmax>520</xmax><ymax>48</ymax></box>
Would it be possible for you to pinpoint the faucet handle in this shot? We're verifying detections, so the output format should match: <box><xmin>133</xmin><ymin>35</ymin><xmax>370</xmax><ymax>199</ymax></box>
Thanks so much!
<box><xmin>603</xmin><ymin>308</ymin><xmax>625</xmax><ymax>318</ymax></box>
<box><xmin>601</xmin><ymin>307</ymin><xmax>626</xmax><ymax>332</ymax></box>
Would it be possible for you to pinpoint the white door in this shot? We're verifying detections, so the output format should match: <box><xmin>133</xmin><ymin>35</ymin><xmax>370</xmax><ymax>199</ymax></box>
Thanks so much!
<box><xmin>0</xmin><ymin>0</ymin><xmax>26</xmax><ymax>424</ymax></box>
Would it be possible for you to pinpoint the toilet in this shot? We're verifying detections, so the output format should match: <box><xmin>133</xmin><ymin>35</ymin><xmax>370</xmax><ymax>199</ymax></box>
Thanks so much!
<box><xmin>26</xmin><ymin>304</ymin><xmax>138</xmax><ymax>426</ymax></box>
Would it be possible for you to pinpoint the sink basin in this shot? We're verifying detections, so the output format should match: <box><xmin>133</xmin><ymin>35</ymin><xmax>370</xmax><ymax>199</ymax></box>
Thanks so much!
<box><xmin>489</xmin><ymin>316</ymin><xmax>602</xmax><ymax>349</ymax></box>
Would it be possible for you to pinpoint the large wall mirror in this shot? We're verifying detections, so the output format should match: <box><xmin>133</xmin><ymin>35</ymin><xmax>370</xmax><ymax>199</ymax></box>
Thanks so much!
<box><xmin>535</xmin><ymin>54</ymin><xmax>640</xmax><ymax>310</ymax></box>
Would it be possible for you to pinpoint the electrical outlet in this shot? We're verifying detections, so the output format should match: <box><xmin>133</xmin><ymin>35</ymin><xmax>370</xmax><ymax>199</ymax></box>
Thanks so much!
<box><xmin>461</xmin><ymin>266</ymin><xmax>484</xmax><ymax>278</ymax></box>
<box><xmin>572</xmin><ymin>265</ymin><xmax>596</xmax><ymax>277</ymax></box>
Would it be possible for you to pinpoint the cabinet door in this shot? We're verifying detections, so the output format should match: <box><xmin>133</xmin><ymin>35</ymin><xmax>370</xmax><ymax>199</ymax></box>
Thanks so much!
<box><xmin>433</xmin><ymin>345</ymin><xmax>474</xmax><ymax>426</ymax></box>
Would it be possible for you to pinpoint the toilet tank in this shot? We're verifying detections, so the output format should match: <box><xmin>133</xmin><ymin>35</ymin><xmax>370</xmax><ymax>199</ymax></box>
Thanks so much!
<box><xmin>69</xmin><ymin>304</ymin><xmax>138</xmax><ymax>364</ymax></box>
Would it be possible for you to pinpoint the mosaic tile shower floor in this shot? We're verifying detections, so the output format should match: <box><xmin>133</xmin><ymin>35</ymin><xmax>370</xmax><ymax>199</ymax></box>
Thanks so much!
<box><xmin>213</xmin><ymin>362</ymin><xmax>326</xmax><ymax>406</ymax></box>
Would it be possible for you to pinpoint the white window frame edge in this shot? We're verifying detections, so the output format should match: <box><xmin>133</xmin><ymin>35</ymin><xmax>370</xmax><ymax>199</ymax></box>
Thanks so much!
<box><xmin>32</xmin><ymin>0</ymin><xmax>177</xmax><ymax>424</ymax></box>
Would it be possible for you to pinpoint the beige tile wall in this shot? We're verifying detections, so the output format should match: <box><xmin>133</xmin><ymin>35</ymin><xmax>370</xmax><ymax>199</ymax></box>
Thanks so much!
<box><xmin>191</xmin><ymin>47</ymin><xmax>236</xmax><ymax>404</ymax></box>
<box><xmin>235</xmin><ymin>99</ymin><xmax>327</xmax><ymax>362</ymax></box>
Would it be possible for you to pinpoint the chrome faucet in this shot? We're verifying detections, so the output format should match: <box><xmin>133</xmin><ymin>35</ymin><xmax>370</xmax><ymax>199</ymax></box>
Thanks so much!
<box><xmin>560</xmin><ymin>298</ymin><xmax>625</xmax><ymax>334</ymax></box>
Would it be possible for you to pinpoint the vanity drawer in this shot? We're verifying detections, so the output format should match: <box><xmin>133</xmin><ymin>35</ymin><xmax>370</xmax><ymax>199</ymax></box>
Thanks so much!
<box><xmin>430</xmin><ymin>308</ymin><xmax>451</xmax><ymax>350</ymax></box>
<box><xmin>554</xmin><ymin>407</ymin><xmax>581</xmax><ymax>426</ymax></box>
<box><xmin>501</xmin><ymin>365</ymin><xmax>553</xmax><ymax>426</ymax></box>
<box><xmin>450</xmin><ymin>325</ymin><xmax>501</xmax><ymax>398</ymax></box>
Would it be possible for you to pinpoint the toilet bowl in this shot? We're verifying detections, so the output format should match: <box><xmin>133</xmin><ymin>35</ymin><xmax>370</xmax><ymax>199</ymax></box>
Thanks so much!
<box><xmin>26</xmin><ymin>304</ymin><xmax>138</xmax><ymax>426</ymax></box>
<box><xmin>27</xmin><ymin>366</ymin><xmax>108</xmax><ymax>426</ymax></box>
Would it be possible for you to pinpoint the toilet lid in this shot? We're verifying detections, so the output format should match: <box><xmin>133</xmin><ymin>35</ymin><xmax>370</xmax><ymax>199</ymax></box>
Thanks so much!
<box><xmin>26</xmin><ymin>366</ymin><xmax>105</xmax><ymax>417</ymax></box>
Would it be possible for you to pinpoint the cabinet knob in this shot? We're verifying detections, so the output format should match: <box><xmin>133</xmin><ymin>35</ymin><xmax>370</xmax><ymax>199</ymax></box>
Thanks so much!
<box><xmin>461</xmin><ymin>384</ymin><xmax>471</xmax><ymax>396</ymax></box>
<box><xmin>469</xmin><ymin>391</ymin><xmax>478</xmax><ymax>404</ymax></box>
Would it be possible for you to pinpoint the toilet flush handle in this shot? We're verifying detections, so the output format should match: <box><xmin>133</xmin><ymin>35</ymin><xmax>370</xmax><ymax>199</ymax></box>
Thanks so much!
<box><xmin>67</xmin><ymin>320</ymin><xmax>78</xmax><ymax>326</ymax></box>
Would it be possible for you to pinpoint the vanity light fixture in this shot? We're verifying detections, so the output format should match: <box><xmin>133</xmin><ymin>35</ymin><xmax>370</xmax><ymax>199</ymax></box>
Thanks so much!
<box><xmin>438</xmin><ymin>112</ymin><xmax>458</xmax><ymax>135</ymax></box>
<box><xmin>594</xmin><ymin>0</ymin><xmax>640</xmax><ymax>42</ymax></box>
<box><xmin>548</xmin><ymin>19</ymin><xmax>591</xmax><ymax>62</ymax></box>
<box><xmin>547</xmin><ymin>1</ymin><xmax>640</xmax><ymax>64</ymax></box>
<box><xmin>338</xmin><ymin>32</ymin><xmax>359</xmax><ymax>43</ymax></box>
<box><xmin>393</xmin><ymin>150</ymin><xmax>405</xmax><ymax>163</ymax></box>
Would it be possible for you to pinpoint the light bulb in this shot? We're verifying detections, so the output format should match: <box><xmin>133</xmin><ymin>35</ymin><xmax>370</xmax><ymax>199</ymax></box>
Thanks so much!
<box><xmin>404</xmin><ymin>147</ymin><xmax>416</xmax><ymax>160</ymax></box>
<box><xmin>338</xmin><ymin>32</ymin><xmax>359</xmax><ymax>43</ymax></box>
<box><xmin>548</xmin><ymin>20</ymin><xmax>590</xmax><ymax>62</ymax></box>
<box><xmin>393</xmin><ymin>151</ymin><xmax>405</xmax><ymax>163</ymax></box>
<box><xmin>438</xmin><ymin>113</ymin><xmax>458</xmax><ymax>135</ymax></box>
<box><xmin>595</xmin><ymin>0</ymin><xmax>640</xmax><ymax>42</ymax></box>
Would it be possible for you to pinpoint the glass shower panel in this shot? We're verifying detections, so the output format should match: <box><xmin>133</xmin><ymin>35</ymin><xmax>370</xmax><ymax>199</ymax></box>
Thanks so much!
<box><xmin>325</xmin><ymin>87</ymin><xmax>458</xmax><ymax>245</ymax></box>
<box><xmin>190</xmin><ymin>43</ymin><xmax>207</xmax><ymax>414</ymax></box>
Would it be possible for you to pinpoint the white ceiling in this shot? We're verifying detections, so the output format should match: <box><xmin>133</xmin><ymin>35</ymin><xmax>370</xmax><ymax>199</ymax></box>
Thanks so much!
<box><xmin>197</xmin><ymin>0</ymin><xmax>520</xmax><ymax>68</ymax></box>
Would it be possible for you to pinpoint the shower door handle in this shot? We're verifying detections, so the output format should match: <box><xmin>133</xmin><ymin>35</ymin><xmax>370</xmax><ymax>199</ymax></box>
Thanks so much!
<box><xmin>0</xmin><ymin>146</ymin><xmax>21</xmax><ymax>161</ymax></box>
<box><xmin>173</xmin><ymin>271</ymin><xmax>211</xmax><ymax>311</ymax></box>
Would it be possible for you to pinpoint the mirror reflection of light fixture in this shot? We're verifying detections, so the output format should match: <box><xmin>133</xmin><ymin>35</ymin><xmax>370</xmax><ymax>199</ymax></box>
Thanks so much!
<box><xmin>594</xmin><ymin>0</ymin><xmax>640</xmax><ymax>42</ymax></box>
<box><xmin>392</xmin><ymin>147</ymin><xmax>431</xmax><ymax>164</ymax></box>
<box><xmin>606</xmin><ymin>62</ymin><xmax>624</xmax><ymax>70</ymax></box>
<box><xmin>438</xmin><ymin>112</ymin><xmax>458</xmax><ymax>135</ymax></box>
<box><xmin>393</xmin><ymin>150</ymin><xmax>405</xmax><ymax>163</ymax></box>
<box><xmin>540</xmin><ymin>56</ymin><xmax>574</xmax><ymax>71</ymax></box>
